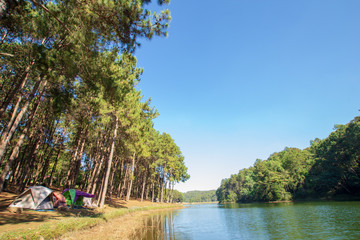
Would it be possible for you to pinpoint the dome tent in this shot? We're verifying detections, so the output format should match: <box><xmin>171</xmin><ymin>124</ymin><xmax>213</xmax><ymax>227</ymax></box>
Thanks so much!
<box><xmin>62</xmin><ymin>189</ymin><xmax>95</xmax><ymax>207</ymax></box>
<box><xmin>9</xmin><ymin>186</ymin><xmax>54</xmax><ymax>210</ymax></box>
<box><xmin>53</xmin><ymin>191</ymin><xmax>67</xmax><ymax>208</ymax></box>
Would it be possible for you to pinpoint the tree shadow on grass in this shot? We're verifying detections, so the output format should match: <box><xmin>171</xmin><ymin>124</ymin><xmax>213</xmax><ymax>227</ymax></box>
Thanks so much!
<box><xmin>0</xmin><ymin>207</ymin><xmax>103</xmax><ymax>227</ymax></box>
<box><xmin>106</xmin><ymin>199</ymin><xmax>128</xmax><ymax>209</ymax></box>
<box><xmin>0</xmin><ymin>191</ymin><xmax>17</xmax><ymax>212</ymax></box>
<box><xmin>55</xmin><ymin>207</ymin><xmax>102</xmax><ymax>217</ymax></box>
<box><xmin>0</xmin><ymin>192</ymin><xmax>130</xmax><ymax>229</ymax></box>
<box><xmin>0</xmin><ymin>208</ymin><xmax>69</xmax><ymax>226</ymax></box>
<box><xmin>0</xmin><ymin>211</ymin><xmax>55</xmax><ymax>225</ymax></box>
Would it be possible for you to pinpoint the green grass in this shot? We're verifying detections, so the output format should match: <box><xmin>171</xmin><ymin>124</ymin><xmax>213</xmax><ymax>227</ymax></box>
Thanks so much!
<box><xmin>0</xmin><ymin>205</ymin><xmax>180</xmax><ymax>240</ymax></box>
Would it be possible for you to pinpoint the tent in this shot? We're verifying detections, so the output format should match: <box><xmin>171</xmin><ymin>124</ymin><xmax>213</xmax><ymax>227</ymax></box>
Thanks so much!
<box><xmin>53</xmin><ymin>191</ymin><xmax>67</xmax><ymax>208</ymax></box>
<box><xmin>9</xmin><ymin>186</ymin><xmax>54</xmax><ymax>210</ymax></box>
<box><xmin>62</xmin><ymin>189</ymin><xmax>95</xmax><ymax>207</ymax></box>
<box><xmin>83</xmin><ymin>196</ymin><xmax>97</xmax><ymax>208</ymax></box>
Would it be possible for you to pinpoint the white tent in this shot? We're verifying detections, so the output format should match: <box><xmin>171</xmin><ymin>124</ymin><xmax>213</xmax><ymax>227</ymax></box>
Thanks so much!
<box><xmin>83</xmin><ymin>197</ymin><xmax>97</xmax><ymax>208</ymax></box>
<box><xmin>9</xmin><ymin>186</ymin><xmax>54</xmax><ymax>210</ymax></box>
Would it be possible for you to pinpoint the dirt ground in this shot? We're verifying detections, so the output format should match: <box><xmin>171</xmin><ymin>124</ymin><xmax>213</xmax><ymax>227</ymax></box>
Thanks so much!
<box><xmin>0</xmin><ymin>188</ymin><xmax>178</xmax><ymax>239</ymax></box>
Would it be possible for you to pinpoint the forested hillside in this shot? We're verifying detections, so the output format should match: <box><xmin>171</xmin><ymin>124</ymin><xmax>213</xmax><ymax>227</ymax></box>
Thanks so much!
<box><xmin>217</xmin><ymin>116</ymin><xmax>360</xmax><ymax>203</ymax></box>
<box><xmin>0</xmin><ymin>0</ymin><xmax>189</xmax><ymax>207</ymax></box>
<box><xmin>184</xmin><ymin>190</ymin><xmax>217</xmax><ymax>203</ymax></box>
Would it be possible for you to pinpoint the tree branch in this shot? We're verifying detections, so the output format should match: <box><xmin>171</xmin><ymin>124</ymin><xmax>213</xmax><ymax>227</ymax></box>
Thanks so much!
<box><xmin>29</xmin><ymin>0</ymin><xmax>70</xmax><ymax>32</ymax></box>
<box><xmin>0</xmin><ymin>52</ymin><xmax>14</xmax><ymax>57</ymax></box>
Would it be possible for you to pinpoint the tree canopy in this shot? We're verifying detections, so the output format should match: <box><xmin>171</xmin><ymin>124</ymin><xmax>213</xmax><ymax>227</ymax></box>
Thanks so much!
<box><xmin>183</xmin><ymin>190</ymin><xmax>218</xmax><ymax>203</ymax></box>
<box><xmin>0</xmin><ymin>0</ymin><xmax>189</xmax><ymax>206</ymax></box>
<box><xmin>217</xmin><ymin>116</ymin><xmax>360</xmax><ymax>203</ymax></box>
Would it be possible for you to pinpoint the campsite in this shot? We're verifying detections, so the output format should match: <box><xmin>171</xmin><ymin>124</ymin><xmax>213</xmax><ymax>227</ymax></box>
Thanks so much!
<box><xmin>0</xmin><ymin>187</ymin><xmax>181</xmax><ymax>239</ymax></box>
<box><xmin>2</xmin><ymin>0</ymin><xmax>360</xmax><ymax>239</ymax></box>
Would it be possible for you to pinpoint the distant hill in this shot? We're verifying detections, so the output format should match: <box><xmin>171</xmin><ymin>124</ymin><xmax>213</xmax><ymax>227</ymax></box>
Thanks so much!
<box><xmin>184</xmin><ymin>190</ymin><xmax>218</xmax><ymax>203</ymax></box>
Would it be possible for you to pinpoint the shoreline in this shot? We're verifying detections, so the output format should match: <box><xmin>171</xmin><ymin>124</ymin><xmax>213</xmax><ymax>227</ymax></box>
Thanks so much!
<box><xmin>183</xmin><ymin>201</ymin><xmax>219</xmax><ymax>205</ymax></box>
<box><xmin>0</xmin><ymin>191</ymin><xmax>183</xmax><ymax>240</ymax></box>
<box><xmin>61</xmin><ymin>207</ymin><xmax>183</xmax><ymax>240</ymax></box>
<box><xmin>218</xmin><ymin>195</ymin><xmax>360</xmax><ymax>205</ymax></box>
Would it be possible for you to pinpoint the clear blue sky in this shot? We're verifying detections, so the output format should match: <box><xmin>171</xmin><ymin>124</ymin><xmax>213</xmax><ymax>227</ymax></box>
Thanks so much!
<box><xmin>135</xmin><ymin>0</ymin><xmax>360</xmax><ymax>193</ymax></box>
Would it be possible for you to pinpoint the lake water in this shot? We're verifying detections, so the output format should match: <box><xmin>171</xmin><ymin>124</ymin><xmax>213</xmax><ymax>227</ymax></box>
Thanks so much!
<box><xmin>136</xmin><ymin>202</ymin><xmax>360</xmax><ymax>239</ymax></box>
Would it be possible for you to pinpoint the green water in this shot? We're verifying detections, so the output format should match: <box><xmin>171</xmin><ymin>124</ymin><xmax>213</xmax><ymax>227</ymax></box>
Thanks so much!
<box><xmin>136</xmin><ymin>201</ymin><xmax>360</xmax><ymax>239</ymax></box>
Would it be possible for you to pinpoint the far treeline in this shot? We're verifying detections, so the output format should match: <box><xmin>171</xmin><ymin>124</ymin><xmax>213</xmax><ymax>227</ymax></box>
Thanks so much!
<box><xmin>0</xmin><ymin>0</ymin><xmax>190</xmax><ymax>207</ymax></box>
<box><xmin>184</xmin><ymin>190</ymin><xmax>217</xmax><ymax>203</ymax></box>
<box><xmin>217</xmin><ymin>116</ymin><xmax>360</xmax><ymax>203</ymax></box>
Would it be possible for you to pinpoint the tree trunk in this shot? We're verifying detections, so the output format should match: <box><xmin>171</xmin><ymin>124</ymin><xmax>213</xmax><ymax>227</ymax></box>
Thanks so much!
<box><xmin>0</xmin><ymin>82</ymin><xmax>44</xmax><ymax>192</ymax></box>
<box><xmin>108</xmin><ymin>158</ymin><xmax>119</xmax><ymax>198</ymax></box>
<box><xmin>86</xmin><ymin>156</ymin><xmax>99</xmax><ymax>193</ymax></box>
<box><xmin>49</xmin><ymin>145</ymin><xmax>62</xmax><ymax>187</ymax></box>
<box><xmin>119</xmin><ymin>163</ymin><xmax>129</xmax><ymax>199</ymax></box>
<box><xmin>115</xmin><ymin>159</ymin><xmax>124</xmax><ymax>198</ymax></box>
<box><xmin>25</xmin><ymin>135</ymin><xmax>42</xmax><ymax>186</ymax></box>
<box><xmin>96</xmin><ymin>168</ymin><xmax>106</xmax><ymax>206</ymax></box>
<box><xmin>0</xmin><ymin>78</ymin><xmax>43</xmax><ymax>165</ymax></box>
<box><xmin>90</xmin><ymin>154</ymin><xmax>105</xmax><ymax>195</ymax></box>
<box><xmin>145</xmin><ymin>179</ymin><xmax>150</xmax><ymax>201</ymax></box>
<box><xmin>99</xmin><ymin>115</ymin><xmax>118</xmax><ymax>208</ymax></box>
<box><xmin>71</xmin><ymin>133</ymin><xmax>87</xmax><ymax>188</ymax></box>
<box><xmin>126</xmin><ymin>152</ymin><xmax>136</xmax><ymax>202</ymax></box>
<box><xmin>33</xmin><ymin>135</ymin><xmax>52</xmax><ymax>184</ymax></box>
<box><xmin>151</xmin><ymin>181</ymin><xmax>155</xmax><ymax>202</ymax></box>
<box><xmin>10</xmin><ymin>154</ymin><xmax>22</xmax><ymax>184</ymax></box>
<box><xmin>0</xmin><ymin>59</ymin><xmax>35</xmax><ymax>119</ymax></box>
<box><xmin>160</xmin><ymin>164</ymin><xmax>166</xmax><ymax>203</ymax></box>
<box><xmin>165</xmin><ymin>181</ymin><xmax>168</xmax><ymax>203</ymax></box>
<box><xmin>86</xmin><ymin>135</ymin><xmax>104</xmax><ymax>193</ymax></box>
<box><xmin>1</xmin><ymin>90</ymin><xmax>23</xmax><ymax>140</ymax></box>
<box><xmin>32</xmin><ymin>156</ymin><xmax>44</xmax><ymax>185</ymax></box>
<box><xmin>14</xmin><ymin>126</ymin><xmax>37</xmax><ymax>186</ymax></box>
<box><xmin>39</xmin><ymin>122</ymin><xmax>60</xmax><ymax>183</ymax></box>
<box><xmin>65</xmin><ymin>128</ymin><xmax>82</xmax><ymax>187</ymax></box>
<box><xmin>140</xmin><ymin>171</ymin><xmax>147</xmax><ymax>202</ymax></box>
<box><xmin>30</xmin><ymin>126</ymin><xmax>47</xmax><ymax>185</ymax></box>
<box><xmin>169</xmin><ymin>181</ymin><xmax>174</xmax><ymax>203</ymax></box>
<box><xmin>157</xmin><ymin>173</ymin><xmax>161</xmax><ymax>201</ymax></box>
<box><xmin>81</xmin><ymin>153</ymin><xmax>93</xmax><ymax>191</ymax></box>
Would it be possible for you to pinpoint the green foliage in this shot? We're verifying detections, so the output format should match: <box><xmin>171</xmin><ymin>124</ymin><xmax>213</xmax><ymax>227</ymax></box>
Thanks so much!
<box><xmin>171</xmin><ymin>189</ymin><xmax>185</xmax><ymax>202</ymax></box>
<box><xmin>304</xmin><ymin>117</ymin><xmax>360</xmax><ymax>197</ymax></box>
<box><xmin>217</xmin><ymin>116</ymin><xmax>360</xmax><ymax>203</ymax></box>
<box><xmin>184</xmin><ymin>190</ymin><xmax>218</xmax><ymax>203</ymax></box>
<box><xmin>0</xmin><ymin>0</ymin><xmax>189</xmax><ymax>203</ymax></box>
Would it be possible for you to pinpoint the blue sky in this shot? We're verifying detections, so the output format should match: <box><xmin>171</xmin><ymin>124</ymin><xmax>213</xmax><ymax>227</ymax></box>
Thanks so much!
<box><xmin>135</xmin><ymin>0</ymin><xmax>360</xmax><ymax>192</ymax></box>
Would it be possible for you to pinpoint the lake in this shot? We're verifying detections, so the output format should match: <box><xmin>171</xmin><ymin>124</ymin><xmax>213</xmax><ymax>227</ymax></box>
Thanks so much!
<box><xmin>135</xmin><ymin>201</ymin><xmax>360</xmax><ymax>239</ymax></box>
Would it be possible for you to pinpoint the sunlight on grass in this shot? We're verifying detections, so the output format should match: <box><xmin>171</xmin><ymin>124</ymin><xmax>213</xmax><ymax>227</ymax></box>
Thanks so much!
<box><xmin>0</xmin><ymin>205</ymin><xmax>179</xmax><ymax>240</ymax></box>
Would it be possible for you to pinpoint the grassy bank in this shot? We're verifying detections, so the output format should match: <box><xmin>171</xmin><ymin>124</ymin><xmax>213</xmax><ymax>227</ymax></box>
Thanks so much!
<box><xmin>0</xmin><ymin>192</ymin><xmax>182</xmax><ymax>240</ymax></box>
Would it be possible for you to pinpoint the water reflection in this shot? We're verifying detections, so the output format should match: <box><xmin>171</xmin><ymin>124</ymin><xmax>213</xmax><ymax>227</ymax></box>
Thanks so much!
<box><xmin>221</xmin><ymin>202</ymin><xmax>360</xmax><ymax>240</ymax></box>
<box><xmin>135</xmin><ymin>210</ymin><xmax>180</xmax><ymax>240</ymax></box>
<box><xmin>134</xmin><ymin>202</ymin><xmax>360</xmax><ymax>240</ymax></box>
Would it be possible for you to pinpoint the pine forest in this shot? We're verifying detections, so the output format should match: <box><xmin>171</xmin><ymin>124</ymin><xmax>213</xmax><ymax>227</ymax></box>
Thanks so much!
<box><xmin>0</xmin><ymin>0</ymin><xmax>189</xmax><ymax>207</ymax></box>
